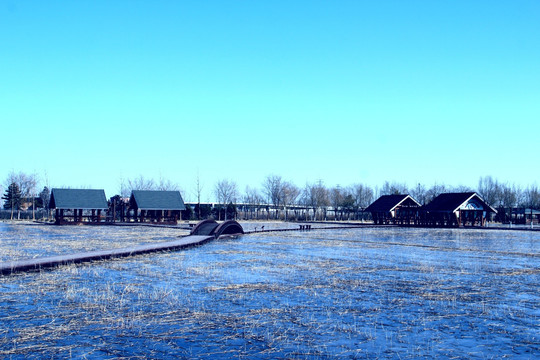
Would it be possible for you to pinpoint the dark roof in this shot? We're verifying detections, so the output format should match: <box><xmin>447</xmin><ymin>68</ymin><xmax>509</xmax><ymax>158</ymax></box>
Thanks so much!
<box><xmin>130</xmin><ymin>190</ymin><xmax>186</xmax><ymax>211</ymax></box>
<box><xmin>49</xmin><ymin>189</ymin><xmax>108</xmax><ymax>210</ymax></box>
<box><xmin>424</xmin><ymin>192</ymin><xmax>497</xmax><ymax>213</ymax></box>
<box><xmin>365</xmin><ymin>194</ymin><xmax>419</xmax><ymax>213</ymax></box>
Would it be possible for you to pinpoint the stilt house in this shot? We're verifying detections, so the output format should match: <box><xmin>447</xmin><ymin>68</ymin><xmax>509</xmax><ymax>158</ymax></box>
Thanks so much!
<box><xmin>365</xmin><ymin>194</ymin><xmax>421</xmax><ymax>225</ymax></box>
<box><xmin>421</xmin><ymin>192</ymin><xmax>496</xmax><ymax>227</ymax></box>
<box><xmin>512</xmin><ymin>208</ymin><xmax>540</xmax><ymax>225</ymax></box>
<box><xmin>129</xmin><ymin>190</ymin><xmax>186</xmax><ymax>224</ymax></box>
<box><xmin>49</xmin><ymin>188</ymin><xmax>108</xmax><ymax>224</ymax></box>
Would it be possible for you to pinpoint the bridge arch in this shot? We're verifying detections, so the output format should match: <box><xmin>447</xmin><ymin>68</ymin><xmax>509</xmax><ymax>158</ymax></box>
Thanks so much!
<box><xmin>190</xmin><ymin>219</ymin><xmax>219</xmax><ymax>236</ymax></box>
<box><xmin>213</xmin><ymin>220</ymin><xmax>244</xmax><ymax>238</ymax></box>
<box><xmin>190</xmin><ymin>219</ymin><xmax>244</xmax><ymax>238</ymax></box>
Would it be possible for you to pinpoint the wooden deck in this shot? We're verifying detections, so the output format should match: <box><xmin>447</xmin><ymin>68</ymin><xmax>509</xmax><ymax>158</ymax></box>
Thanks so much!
<box><xmin>0</xmin><ymin>235</ymin><xmax>214</xmax><ymax>275</ymax></box>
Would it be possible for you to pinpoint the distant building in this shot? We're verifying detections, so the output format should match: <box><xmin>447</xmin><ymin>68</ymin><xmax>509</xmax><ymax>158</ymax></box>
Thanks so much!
<box><xmin>128</xmin><ymin>190</ymin><xmax>186</xmax><ymax>224</ymax></box>
<box><xmin>421</xmin><ymin>192</ymin><xmax>496</xmax><ymax>227</ymax></box>
<box><xmin>511</xmin><ymin>208</ymin><xmax>540</xmax><ymax>225</ymax></box>
<box><xmin>365</xmin><ymin>194</ymin><xmax>421</xmax><ymax>225</ymax></box>
<box><xmin>49</xmin><ymin>188</ymin><xmax>108</xmax><ymax>225</ymax></box>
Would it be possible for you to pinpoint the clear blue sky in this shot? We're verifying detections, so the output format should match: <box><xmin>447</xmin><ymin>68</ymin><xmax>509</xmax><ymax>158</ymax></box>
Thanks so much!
<box><xmin>1</xmin><ymin>1</ymin><xmax>539</xmax><ymax>201</ymax></box>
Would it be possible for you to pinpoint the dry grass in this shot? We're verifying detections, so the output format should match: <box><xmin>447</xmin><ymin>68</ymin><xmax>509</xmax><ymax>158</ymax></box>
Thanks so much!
<box><xmin>0</xmin><ymin>224</ymin><xmax>538</xmax><ymax>358</ymax></box>
<box><xmin>0</xmin><ymin>223</ymin><xmax>190</xmax><ymax>262</ymax></box>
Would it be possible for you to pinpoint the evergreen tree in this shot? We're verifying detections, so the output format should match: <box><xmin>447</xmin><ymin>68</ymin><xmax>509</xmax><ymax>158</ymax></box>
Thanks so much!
<box><xmin>39</xmin><ymin>186</ymin><xmax>50</xmax><ymax>209</ymax></box>
<box><xmin>2</xmin><ymin>182</ymin><xmax>22</xmax><ymax>210</ymax></box>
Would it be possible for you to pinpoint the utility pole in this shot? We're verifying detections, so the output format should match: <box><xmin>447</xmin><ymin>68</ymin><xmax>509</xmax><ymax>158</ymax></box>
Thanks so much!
<box><xmin>195</xmin><ymin>171</ymin><xmax>202</xmax><ymax>220</ymax></box>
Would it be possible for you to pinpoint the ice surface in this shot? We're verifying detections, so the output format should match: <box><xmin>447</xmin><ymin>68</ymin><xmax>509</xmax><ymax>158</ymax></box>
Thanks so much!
<box><xmin>0</xmin><ymin>223</ymin><xmax>538</xmax><ymax>358</ymax></box>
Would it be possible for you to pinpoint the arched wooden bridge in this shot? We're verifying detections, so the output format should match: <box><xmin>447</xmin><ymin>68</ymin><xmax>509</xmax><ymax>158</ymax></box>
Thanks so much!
<box><xmin>190</xmin><ymin>219</ymin><xmax>244</xmax><ymax>238</ymax></box>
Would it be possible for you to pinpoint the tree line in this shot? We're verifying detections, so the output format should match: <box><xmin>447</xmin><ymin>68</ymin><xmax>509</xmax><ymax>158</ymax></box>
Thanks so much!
<box><xmin>210</xmin><ymin>175</ymin><xmax>540</xmax><ymax>221</ymax></box>
<box><xmin>2</xmin><ymin>170</ymin><xmax>539</xmax><ymax>221</ymax></box>
<box><xmin>1</xmin><ymin>172</ymin><xmax>49</xmax><ymax>220</ymax></box>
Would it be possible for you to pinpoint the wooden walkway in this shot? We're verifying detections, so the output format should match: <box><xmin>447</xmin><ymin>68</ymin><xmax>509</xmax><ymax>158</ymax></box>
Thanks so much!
<box><xmin>0</xmin><ymin>235</ymin><xmax>214</xmax><ymax>276</ymax></box>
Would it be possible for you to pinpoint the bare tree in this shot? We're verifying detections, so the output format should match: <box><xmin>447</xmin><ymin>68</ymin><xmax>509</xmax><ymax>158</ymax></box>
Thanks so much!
<box><xmin>262</xmin><ymin>175</ymin><xmax>284</xmax><ymax>207</ymax></box>
<box><xmin>410</xmin><ymin>183</ymin><xmax>427</xmax><ymax>205</ymax></box>
<box><xmin>193</xmin><ymin>172</ymin><xmax>204</xmax><ymax>220</ymax></box>
<box><xmin>243</xmin><ymin>185</ymin><xmax>263</xmax><ymax>220</ymax></box>
<box><xmin>491</xmin><ymin>182</ymin><xmax>520</xmax><ymax>223</ymax></box>
<box><xmin>330</xmin><ymin>186</ymin><xmax>343</xmax><ymax>220</ymax></box>
<box><xmin>214</xmin><ymin>179</ymin><xmax>238</xmax><ymax>221</ymax></box>
<box><xmin>350</xmin><ymin>183</ymin><xmax>374</xmax><ymax>209</ymax></box>
<box><xmin>120</xmin><ymin>175</ymin><xmax>157</xmax><ymax>196</ymax></box>
<box><xmin>515</xmin><ymin>186</ymin><xmax>525</xmax><ymax>208</ymax></box>
<box><xmin>301</xmin><ymin>180</ymin><xmax>328</xmax><ymax>221</ymax></box>
<box><xmin>281</xmin><ymin>181</ymin><xmax>300</xmax><ymax>221</ymax></box>
<box><xmin>523</xmin><ymin>184</ymin><xmax>539</xmax><ymax>209</ymax></box>
<box><xmin>6</xmin><ymin>171</ymin><xmax>38</xmax><ymax>200</ymax></box>
<box><xmin>452</xmin><ymin>184</ymin><xmax>473</xmax><ymax>192</ymax></box>
<box><xmin>380</xmin><ymin>181</ymin><xmax>408</xmax><ymax>196</ymax></box>
<box><xmin>425</xmin><ymin>183</ymin><xmax>448</xmax><ymax>204</ymax></box>
<box><xmin>331</xmin><ymin>185</ymin><xmax>357</xmax><ymax>221</ymax></box>
<box><xmin>499</xmin><ymin>183</ymin><xmax>519</xmax><ymax>209</ymax></box>
<box><xmin>4</xmin><ymin>171</ymin><xmax>38</xmax><ymax>219</ymax></box>
<box><xmin>157</xmin><ymin>176</ymin><xmax>180</xmax><ymax>191</ymax></box>
<box><xmin>477</xmin><ymin>176</ymin><xmax>500</xmax><ymax>207</ymax></box>
<box><xmin>262</xmin><ymin>175</ymin><xmax>287</xmax><ymax>219</ymax></box>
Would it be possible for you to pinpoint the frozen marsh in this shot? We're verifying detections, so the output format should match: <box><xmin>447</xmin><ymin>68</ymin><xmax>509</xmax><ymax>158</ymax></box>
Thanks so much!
<box><xmin>0</xmin><ymin>222</ymin><xmax>538</xmax><ymax>358</ymax></box>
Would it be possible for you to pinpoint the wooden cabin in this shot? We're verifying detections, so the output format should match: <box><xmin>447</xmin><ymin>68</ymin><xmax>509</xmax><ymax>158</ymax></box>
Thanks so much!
<box><xmin>421</xmin><ymin>192</ymin><xmax>496</xmax><ymax>227</ymax></box>
<box><xmin>49</xmin><ymin>188</ymin><xmax>108</xmax><ymax>225</ymax></box>
<box><xmin>365</xmin><ymin>194</ymin><xmax>421</xmax><ymax>225</ymax></box>
<box><xmin>129</xmin><ymin>190</ymin><xmax>186</xmax><ymax>224</ymax></box>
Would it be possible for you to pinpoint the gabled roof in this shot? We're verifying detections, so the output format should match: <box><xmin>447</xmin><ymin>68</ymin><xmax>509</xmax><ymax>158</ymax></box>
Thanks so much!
<box><xmin>49</xmin><ymin>189</ymin><xmax>108</xmax><ymax>210</ymax></box>
<box><xmin>423</xmin><ymin>192</ymin><xmax>497</xmax><ymax>213</ymax></box>
<box><xmin>130</xmin><ymin>190</ymin><xmax>186</xmax><ymax>211</ymax></box>
<box><xmin>365</xmin><ymin>194</ymin><xmax>420</xmax><ymax>213</ymax></box>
